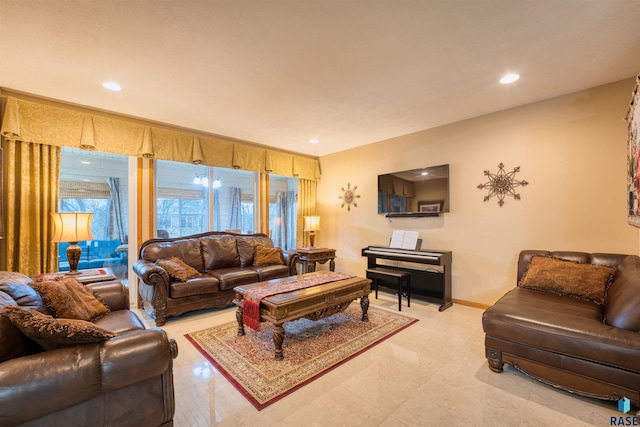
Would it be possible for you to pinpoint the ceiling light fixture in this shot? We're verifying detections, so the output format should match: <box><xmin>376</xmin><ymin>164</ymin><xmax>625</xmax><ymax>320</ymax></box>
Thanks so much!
<box><xmin>102</xmin><ymin>81</ymin><xmax>122</xmax><ymax>91</ymax></box>
<box><xmin>309</xmin><ymin>139</ymin><xmax>319</xmax><ymax>144</ymax></box>
<box><xmin>500</xmin><ymin>73</ymin><xmax>520</xmax><ymax>84</ymax></box>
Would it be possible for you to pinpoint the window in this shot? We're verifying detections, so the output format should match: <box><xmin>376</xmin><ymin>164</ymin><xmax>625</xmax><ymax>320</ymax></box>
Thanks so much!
<box><xmin>155</xmin><ymin>162</ymin><xmax>298</xmax><ymax>249</ymax></box>
<box><xmin>155</xmin><ymin>162</ymin><xmax>258</xmax><ymax>237</ymax></box>
<box><xmin>269</xmin><ymin>175</ymin><xmax>298</xmax><ymax>250</ymax></box>
<box><xmin>58</xmin><ymin>149</ymin><xmax>129</xmax><ymax>278</ymax></box>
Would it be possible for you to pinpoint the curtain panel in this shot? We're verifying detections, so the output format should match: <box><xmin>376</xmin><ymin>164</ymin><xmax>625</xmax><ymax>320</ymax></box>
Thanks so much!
<box><xmin>4</xmin><ymin>140</ymin><xmax>60</xmax><ymax>276</ymax></box>
<box><xmin>297</xmin><ymin>179</ymin><xmax>317</xmax><ymax>248</ymax></box>
<box><xmin>1</xmin><ymin>97</ymin><xmax>321</xmax><ymax>181</ymax></box>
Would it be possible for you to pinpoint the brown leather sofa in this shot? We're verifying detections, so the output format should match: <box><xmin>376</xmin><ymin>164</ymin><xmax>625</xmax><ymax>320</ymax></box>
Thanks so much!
<box><xmin>133</xmin><ymin>231</ymin><xmax>300</xmax><ymax>326</ymax></box>
<box><xmin>0</xmin><ymin>272</ymin><xmax>177</xmax><ymax>427</ymax></box>
<box><xmin>483</xmin><ymin>250</ymin><xmax>640</xmax><ymax>408</ymax></box>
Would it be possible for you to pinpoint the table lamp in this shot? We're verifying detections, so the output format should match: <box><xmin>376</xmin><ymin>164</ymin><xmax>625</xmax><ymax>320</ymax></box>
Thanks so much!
<box><xmin>303</xmin><ymin>216</ymin><xmax>321</xmax><ymax>248</ymax></box>
<box><xmin>51</xmin><ymin>212</ymin><xmax>94</xmax><ymax>275</ymax></box>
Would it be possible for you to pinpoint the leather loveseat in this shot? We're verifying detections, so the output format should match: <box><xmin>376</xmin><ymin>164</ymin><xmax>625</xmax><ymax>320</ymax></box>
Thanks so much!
<box><xmin>483</xmin><ymin>250</ymin><xmax>640</xmax><ymax>409</ymax></box>
<box><xmin>133</xmin><ymin>231</ymin><xmax>300</xmax><ymax>326</ymax></box>
<box><xmin>0</xmin><ymin>272</ymin><xmax>177</xmax><ymax>427</ymax></box>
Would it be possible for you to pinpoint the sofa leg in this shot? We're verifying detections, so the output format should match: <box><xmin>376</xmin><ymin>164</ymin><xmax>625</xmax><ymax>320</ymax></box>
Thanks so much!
<box><xmin>486</xmin><ymin>348</ymin><xmax>503</xmax><ymax>373</ymax></box>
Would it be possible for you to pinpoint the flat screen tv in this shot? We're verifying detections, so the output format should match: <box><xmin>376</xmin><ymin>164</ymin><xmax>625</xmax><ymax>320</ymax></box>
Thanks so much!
<box><xmin>378</xmin><ymin>164</ymin><xmax>450</xmax><ymax>217</ymax></box>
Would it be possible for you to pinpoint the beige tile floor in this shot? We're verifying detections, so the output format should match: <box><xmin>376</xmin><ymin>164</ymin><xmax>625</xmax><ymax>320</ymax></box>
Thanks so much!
<box><xmin>135</xmin><ymin>292</ymin><xmax>623</xmax><ymax>427</ymax></box>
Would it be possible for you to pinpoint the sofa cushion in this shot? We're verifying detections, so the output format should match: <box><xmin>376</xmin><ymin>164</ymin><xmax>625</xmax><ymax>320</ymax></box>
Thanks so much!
<box><xmin>208</xmin><ymin>268</ymin><xmax>259</xmax><ymax>291</ymax></box>
<box><xmin>170</xmin><ymin>276</ymin><xmax>220</xmax><ymax>298</ymax></box>
<box><xmin>0</xmin><ymin>291</ymin><xmax>40</xmax><ymax>363</ymax></box>
<box><xmin>2</xmin><ymin>305</ymin><xmax>116</xmax><ymax>351</ymax></box>
<box><xmin>518</xmin><ymin>255</ymin><xmax>615</xmax><ymax>304</ymax></box>
<box><xmin>237</xmin><ymin>236</ymin><xmax>274</xmax><ymax>267</ymax></box>
<box><xmin>250</xmin><ymin>264</ymin><xmax>291</xmax><ymax>281</ymax></box>
<box><xmin>140</xmin><ymin>238</ymin><xmax>205</xmax><ymax>272</ymax></box>
<box><xmin>253</xmin><ymin>245</ymin><xmax>284</xmax><ymax>267</ymax></box>
<box><xmin>0</xmin><ymin>271</ymin><xmax>49</xmax><ymax>313</ymax></box>
<box><xmin>201</xmin><ymin>235</ymin><xmax>240</xmax><ymax>270</ymax></box>
<box><xmin>604</xmin><ymin>255</ymin><xmax>640</xmax><ymax>331</ymax></box>
<box><xmin>31</xmin><ymin>278</ymin><xmax>110</xmax><ymax>321</ymax></box>
<box><xmin>93</xmin><ymin>310</ymin><xmax>146</xmax><ymax>335</ymax></box>
<box><xmin>157</xmin><ymin>257</ymin><xmax>200</xmax><ymax>281</ymax></box>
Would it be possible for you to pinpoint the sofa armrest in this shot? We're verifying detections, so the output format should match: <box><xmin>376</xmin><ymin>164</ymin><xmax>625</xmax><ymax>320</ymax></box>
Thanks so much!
<box><xmin>133</xmin><ymin>259</ymin><xmax>171</xmax><ymax>290</ymax></box>
<box><xmin>86</xmin><ymin>281</ymin><xmax>129</xmax><ymax>311</ymax></box>
<box><xmin>0</xmin><ymin>328</ymin><xmax>177</xmax><ymax>426</ymax></box>
<box><xmin>283</xmin><ymin>250</ymin><xmax>300</xmax><ymax>276</ymax></box>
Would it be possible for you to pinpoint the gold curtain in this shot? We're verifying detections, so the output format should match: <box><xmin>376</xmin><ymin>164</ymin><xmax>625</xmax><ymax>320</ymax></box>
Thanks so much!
<box><xmin>1</xmin><ymin>96</ymin><xmax>322</xmax><ymax>181</ymax></box>
<box><xmin>297</xmin><ymin>179</ymin><xmax>317</xmax><ymax>248</ymax></box>
<box><xmin>5</xmin><ymin>140</ymin><xmax>60</xmax><ymax>275</ymax></box>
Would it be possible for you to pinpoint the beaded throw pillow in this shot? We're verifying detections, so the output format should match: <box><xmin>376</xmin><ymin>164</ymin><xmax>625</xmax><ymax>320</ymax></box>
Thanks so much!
<box><xmin>31</xmin><ymin>278</ymin><xmax>110</xmax><ymax>321</ymax></box>
<box><xmin>157</xmin><ymin>257</ymin><xmax>200</xmax><ymax>281</ymax></box>
<box><xmin>253</xmin><ymin>245</ymin><xmax>284</xmax><ymax>267</ymax></box>
<box><xmin>2</xmin><ymin>305</ymin><xmax>115</xmax><ymax>351</ymax></box>
<box><xmin>519</xmin><ymin>255</ymin><xmax>615</xmax><ymax>304</ymax></box>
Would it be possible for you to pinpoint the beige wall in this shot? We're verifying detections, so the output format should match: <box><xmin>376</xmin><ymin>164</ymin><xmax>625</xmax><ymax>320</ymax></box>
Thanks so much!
<box><xmin>317</xmin><ymin>78</ymin><xmax>640</xmax><ymax>306</ymax></box>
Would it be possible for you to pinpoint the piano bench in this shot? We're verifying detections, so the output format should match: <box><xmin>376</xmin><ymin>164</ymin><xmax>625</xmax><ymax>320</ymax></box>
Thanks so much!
<box><xmin>366</xmin><ymin>268</ymin><xmax>411</xmax><ymax>311</ymax></box>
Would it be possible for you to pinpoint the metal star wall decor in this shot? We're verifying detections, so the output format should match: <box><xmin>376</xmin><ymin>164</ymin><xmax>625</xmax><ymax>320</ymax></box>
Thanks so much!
<box><xmin>477</xmin><ymin>162</ymin><xmax>529</xmax><ymax>207</ymax></box>
<box><xmin>339</xmin><ymin>182</ymin><xmax>360</xmax><ymax>211</ymax></box>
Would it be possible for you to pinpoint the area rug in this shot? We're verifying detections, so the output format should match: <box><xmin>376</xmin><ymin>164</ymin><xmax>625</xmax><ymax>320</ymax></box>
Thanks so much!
<box><xmin>185</xmin><ymin>304</ymin><xmax>418</xmax><ymax>410</ymax></box>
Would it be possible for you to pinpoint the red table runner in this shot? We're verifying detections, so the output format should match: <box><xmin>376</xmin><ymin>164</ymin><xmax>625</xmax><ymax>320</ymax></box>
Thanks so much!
<box><xmin>242</xmin><ymin>272</ymin><xmax>354</xmax><ymax>331</ymax></box>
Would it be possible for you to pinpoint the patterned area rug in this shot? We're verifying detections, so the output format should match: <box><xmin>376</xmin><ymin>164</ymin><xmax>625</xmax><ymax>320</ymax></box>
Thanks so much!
<box><xmin>185</xmin><ymin>304</ymin><xmax>418</xmax><ymax>410</ymax></box>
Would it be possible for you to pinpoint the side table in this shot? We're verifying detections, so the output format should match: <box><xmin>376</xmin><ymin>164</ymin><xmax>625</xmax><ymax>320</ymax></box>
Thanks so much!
<box><xmin>296</xmin><ymin>247</ymin><xmax>336</xmax><ymax>273</ymax></box>
<box><xmin>33</xmin><ymin>268</ymin><xmax>117</xmax><ymax>285</ymax></box>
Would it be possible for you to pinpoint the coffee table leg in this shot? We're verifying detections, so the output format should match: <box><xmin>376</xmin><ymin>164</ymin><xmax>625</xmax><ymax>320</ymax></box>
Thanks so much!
<box><xmin>361</xmin><ymin>295</ymin><xmax>370</xmax><ymax>322</ymax></box>
<box><xmin>236</xmin><ymin>306</ymin><xmax>245</xmax><ymax>336</ymax></box>
<box><xmin>273</xmin><ymin>324</ymin><xmax>285</xmax><ymax>360</ymax></box>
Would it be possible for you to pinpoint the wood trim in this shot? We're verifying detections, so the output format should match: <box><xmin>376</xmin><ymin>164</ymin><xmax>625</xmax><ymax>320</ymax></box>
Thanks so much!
<box><xmin>452</xmin><ymin>298</ymin><xmax>490</xmax><ymax>310</ymax></box>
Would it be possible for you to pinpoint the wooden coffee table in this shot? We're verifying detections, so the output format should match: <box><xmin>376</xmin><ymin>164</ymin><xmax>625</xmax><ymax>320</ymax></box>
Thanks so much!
<box><xmin>233</xmin><ymin>271</ymin><xmax>372</xmax><ymax>360</ymax></box>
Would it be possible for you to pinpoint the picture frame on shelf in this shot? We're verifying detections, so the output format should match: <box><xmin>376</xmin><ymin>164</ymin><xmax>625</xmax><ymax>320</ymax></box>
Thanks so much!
<box><xmin>418</xmin><ymin>200</ymin><xmax>444</xmax><ymax>213</ymax></box>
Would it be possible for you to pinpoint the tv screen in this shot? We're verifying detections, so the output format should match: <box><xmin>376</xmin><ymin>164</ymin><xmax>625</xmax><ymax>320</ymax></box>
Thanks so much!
<box><xmin>378</xmin><ymin>164</ymin><xmax>450</xmax><ymax>216</ymax></box>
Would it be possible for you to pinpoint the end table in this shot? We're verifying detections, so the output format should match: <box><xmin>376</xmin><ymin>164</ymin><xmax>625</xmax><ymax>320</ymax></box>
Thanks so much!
<box><xmin>296</xmin><ymin>247</ymin><xmax>336</xmax><ymax>273</ymax></box>
<box><xmin>33</xmin><ymin>268</ymin><xmax>117</xmax><ymax>285</ymax></box>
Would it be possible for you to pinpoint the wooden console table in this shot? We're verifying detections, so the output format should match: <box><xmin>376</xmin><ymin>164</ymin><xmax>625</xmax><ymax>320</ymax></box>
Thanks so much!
<box><xmin>296</xmin><ymin>247</ymin><xmax>336</xmax><ymax>273</ymax></box>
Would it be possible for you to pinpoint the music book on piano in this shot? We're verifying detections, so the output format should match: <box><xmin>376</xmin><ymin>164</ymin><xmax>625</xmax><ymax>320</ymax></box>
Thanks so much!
<box><xmin>389</xmin><ymin>230</ymin><xmax>421</xmax><ymax>250</ymax></box>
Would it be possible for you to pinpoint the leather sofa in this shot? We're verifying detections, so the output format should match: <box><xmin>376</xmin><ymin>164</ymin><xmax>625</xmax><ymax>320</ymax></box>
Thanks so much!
<box><xmin>133</xmin><ymin>231</ymin><xmax>300</xmax><ymax>326</ymax></box>
<box><xmin>0</xmin><ymin>272</ymin><xmax>177</xmax><ymax>427</ymax></box>
<box><xmin>483</xmin><ymin>250</ymin><xmax>640</xmax><ymax>408</ymax></box>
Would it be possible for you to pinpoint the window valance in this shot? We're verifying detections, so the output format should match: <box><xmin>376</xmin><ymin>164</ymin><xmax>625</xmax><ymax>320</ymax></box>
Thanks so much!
<box><xmin>1</xmin><ymin>96</ymin><xmax>321</xmax><ymax>180</ymax></box>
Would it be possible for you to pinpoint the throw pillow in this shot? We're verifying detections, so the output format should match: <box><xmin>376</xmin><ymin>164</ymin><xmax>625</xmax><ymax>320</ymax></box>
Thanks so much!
<box><xmin>157</xmin><ymin>257</ymin><xmax>200</xmax><ymax>281</ymax></box>
<box><xmin>253</xmin><ymin>245</ymin><xmax>284</xmax><ymax>267</ymax></box>
<box><xmin>518</xmin><ymin>255</ymin><xmax>615</xmax><ymax>304</ymax></box>
<box><xmin>31</xmin><ymin>278</ymin><xmax>110</xmax><ymax>321</ymax></box>
<box><xmin>2</xmin><ymin>305</ymin><xmax>116</xmax><ymax>351</ymax></box>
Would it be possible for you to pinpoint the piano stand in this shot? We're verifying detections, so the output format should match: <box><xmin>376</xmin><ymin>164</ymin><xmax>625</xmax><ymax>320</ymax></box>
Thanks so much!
<box><xmin>362</xmin><ymin>246</ymin><xmax>452</xmax><ymax>311</ymax></box>
<box><xmin>366</xmin><ymin>268</ymin><xmax>411</xmax><ymax>311</ymax></box>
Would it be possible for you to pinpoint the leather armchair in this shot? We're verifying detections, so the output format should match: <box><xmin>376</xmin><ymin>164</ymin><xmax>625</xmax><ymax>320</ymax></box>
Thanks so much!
<box><xmin>0</xmin><ymin>275</ymin><xmax>178</xmax><ymax>427</ymax></box>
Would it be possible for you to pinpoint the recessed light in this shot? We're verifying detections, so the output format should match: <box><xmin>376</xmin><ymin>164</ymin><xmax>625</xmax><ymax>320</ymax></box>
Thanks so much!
<box><xmin>102</xmin><ymin>81</ymin><xmax>122</xmax><ymax>91</ymax></box>
<box><xmin>80</xmin><ymin>160</ymin><xmax>91</xmax><ymax>165</ymax></box>
<box><xmin>500</xmin><ymin>73</ymin><xmax>520</xmax><ymax>84</ymax></box>
<box><xmin>309</xmin><ymin>139</ymin><xmax>319</xmax><ymax>144</ymax></box>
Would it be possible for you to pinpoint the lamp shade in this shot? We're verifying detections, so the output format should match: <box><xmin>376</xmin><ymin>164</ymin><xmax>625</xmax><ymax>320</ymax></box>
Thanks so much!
<box><xmin>303</xmin><ymin>216</ymin><xmax>321</xmax><ymax>232</ymax></box>
<box><xmin>51</xmin><ymin>212</ymin><xmax>94</xmax><ymax>243</ymax></box>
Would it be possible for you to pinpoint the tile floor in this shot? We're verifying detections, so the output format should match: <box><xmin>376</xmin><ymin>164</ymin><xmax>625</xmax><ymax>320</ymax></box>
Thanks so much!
<box><xmin>135</xmin><ymin>292</ymin><xmax>624</xmax><ymax>427</ymax></box>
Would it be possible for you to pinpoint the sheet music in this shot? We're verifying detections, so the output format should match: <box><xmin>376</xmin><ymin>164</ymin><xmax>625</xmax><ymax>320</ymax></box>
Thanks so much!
<box><xmin>389</xmin><ymin>230</ymin><xmax>420</xmax><ymax>249</ymax></box>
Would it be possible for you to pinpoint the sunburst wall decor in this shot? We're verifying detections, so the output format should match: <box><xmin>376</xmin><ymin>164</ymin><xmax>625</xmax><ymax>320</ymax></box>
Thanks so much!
<box><xmin>339</xmin><ymin>183</ymin><xmax>360</xmax><ymax>211</ymax></box>
<box><xmin>477</xmin><ymin>162</ymin><xmax>529</xmax><ymax>207</ymax></box>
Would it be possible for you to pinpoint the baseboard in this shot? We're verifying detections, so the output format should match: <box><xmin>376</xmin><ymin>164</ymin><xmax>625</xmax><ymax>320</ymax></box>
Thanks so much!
<box><xmin>452</xmin><ymin>298</ymin><xmax>490</xmax><ymax>310</ymax></box>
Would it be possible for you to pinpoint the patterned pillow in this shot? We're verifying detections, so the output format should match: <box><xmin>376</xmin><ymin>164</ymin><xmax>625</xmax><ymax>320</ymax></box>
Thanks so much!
<box><xmin>31</xmin><ymin>278</ymin><xmax>110</xmax><ymax>321</ymax></box>
<box><xmin>253</xmin><ymin>245</ymin><xmax>284</xmax><ymax>267</ymax></box>
<box><xmin>157</xmin><ymin>257</ymin><xmax>200</xmax><ymax>281</ymax></box>
<box><xmin>2</xmin><ymin>305</ymin><xmax>115</xmax><ymax>351</ymax></box>
<box><xmin>519</xmin><ymin>255</ymin><xmax>615</xmax><ymax>304</ymax></box>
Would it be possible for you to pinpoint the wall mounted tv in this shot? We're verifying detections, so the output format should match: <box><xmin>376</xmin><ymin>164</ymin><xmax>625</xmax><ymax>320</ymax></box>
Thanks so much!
<box><xmin>378</xmin><ymin>164</ymin><xmax>450</xmax><ymax>217</ymax></box>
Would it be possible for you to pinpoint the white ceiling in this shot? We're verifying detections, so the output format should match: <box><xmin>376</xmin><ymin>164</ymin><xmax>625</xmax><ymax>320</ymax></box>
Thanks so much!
<box><xmin>1</xmin><ymin>1</ymin><xmax>639</xmax><ymax>157</ymax></box>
